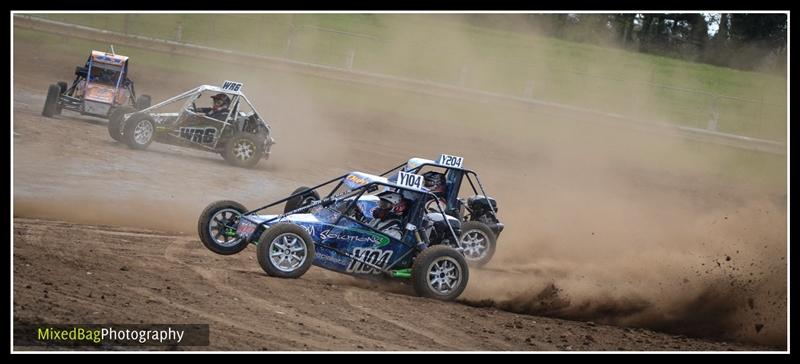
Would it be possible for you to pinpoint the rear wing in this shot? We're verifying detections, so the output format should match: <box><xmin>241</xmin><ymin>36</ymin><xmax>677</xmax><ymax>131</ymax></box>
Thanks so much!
<box><xmin>90</xmin><ymin>50</ymin><xmax>128</xmax><ymax>66</ymax></box>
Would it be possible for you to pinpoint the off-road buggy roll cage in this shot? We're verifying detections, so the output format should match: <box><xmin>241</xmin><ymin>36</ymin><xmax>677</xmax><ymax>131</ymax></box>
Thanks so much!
<box><xmin>55</xmin><ymin>50</ymin><xmax>146</xmax><ymax>116</ymax></box>
<box><xmin>136</xmin><ymin>84</ymin><xmax>270</xmax><ymax>148</ymax></box>
<box><xmin>237</xmin><ymin>173</ymin><xmax>462</xmax><ymax>275</ymax></box>
<box><xmin>376</xmin><ymin>159</ymin><xmax>500</xmax><ymax>223</ymax></box>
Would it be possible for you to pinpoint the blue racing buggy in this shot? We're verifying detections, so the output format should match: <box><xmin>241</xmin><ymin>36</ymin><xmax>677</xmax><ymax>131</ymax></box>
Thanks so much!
<box><xmin>198</xmin><ymin>170</ymin><xmax>469</xmax><ymax>301</ymax></box>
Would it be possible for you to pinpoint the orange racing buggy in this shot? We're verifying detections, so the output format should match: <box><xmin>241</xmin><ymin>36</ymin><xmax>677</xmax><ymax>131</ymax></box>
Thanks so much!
<box><xmin>41</xmin><ymin>49</ymin><xmax>151</xmax><ymax>120</ymax></box>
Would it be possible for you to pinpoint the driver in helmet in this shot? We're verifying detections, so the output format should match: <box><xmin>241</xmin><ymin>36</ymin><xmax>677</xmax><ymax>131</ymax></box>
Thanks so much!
<box><xmin>423</xmin><ymin>171</ymin><xmax>452</xmax><ymax>214</ymax></box>
<box><xmin>368</xmin><ymin>191</ymin><xmax>408</xmax><ymax>240</ymax></box>
<box><xmin>102</xmin><ymin>69</ymin><xmax>118</xmax><ymax>83</ymax></box>
<box><xmin>197</xmin><ymin>93</ymin><xmax>231</xmax><ymax>121</ymax></box>
<box><xmin>89</xmin><ymin>68</ymin><xmax>112</xmax><ymax>83</ymax></box>
<box><xmin>423</xmin><ymin>171</ymin><xmax>447</xmax><ymax>198</ymax></box>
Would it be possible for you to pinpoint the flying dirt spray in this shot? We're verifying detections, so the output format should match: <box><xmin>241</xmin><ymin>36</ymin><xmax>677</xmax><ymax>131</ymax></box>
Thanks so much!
<box><xmin>457</xmin><ymin>145</ymin><xmax>786</xmax><ymax>347</ymax></box>
<box><xmin>13</xmin><ymin>13</ymin><xmax>787</xmax><ymax>349</ymax></box>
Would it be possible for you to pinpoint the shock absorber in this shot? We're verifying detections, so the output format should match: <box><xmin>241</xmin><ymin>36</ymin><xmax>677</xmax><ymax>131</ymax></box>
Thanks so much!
<box><xmin>407</xmin><ymin>223</ymin><xmax>428</xmax><ymax>251</ymax></box>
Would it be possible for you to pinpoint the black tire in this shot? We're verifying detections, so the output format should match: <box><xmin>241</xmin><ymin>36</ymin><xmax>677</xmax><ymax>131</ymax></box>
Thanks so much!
<box><xmin>108</xmin><ymin>107</ymin><xmax>136</xmax><ymax>142</ymax></box>
<box><xmin>459</xmin><ymin>221</ymin><xmax>497</xmax><ymax>267</ymax></box>
<box><xmin>256</xmin><ymin>223</ymin><xmax>315</xmax><ymax>278</ymax></box>
<box><xmin>55</xmin><ymin>82</ymin><xmax>68</xmax><ymax>115</ymax></box>
<box><xmin>283</xmin><ymin>187</ymin><xmax>320</xmax><ymax>213</ymax></box>
<box><xmin>411</xmin><ymin>245</ymin><xmax>469</xmax><ymax>301</ymax></box>
<box><xmin>197</xmin><ymin>200</ymin><xmax>250</xmax><ymax>255</ymax></box>
<box><xmin>222</xmin><ymin>132</ymin><xmax>264</xmax><ymax>168</ymax></box>
<box><xmin>122</xmin><ymin>113</ymin><xmax>155</xmax><ymax>150</ymax></box>
<box><xmin>41</xmin><ymin>84</ymin><xmax>60</xmax><ymax>117</ymax></box>
<box><xmin>136</xmin><ymin>94</ymin><xmax>151</xmax><ymax>110</ymax></box>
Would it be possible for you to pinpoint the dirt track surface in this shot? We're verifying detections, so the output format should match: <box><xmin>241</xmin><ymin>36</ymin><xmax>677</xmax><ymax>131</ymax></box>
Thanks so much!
<box><xmin>13</xmin><ymin>218</ymin><xmax>765</xmax><ymax>351</ymax></box>
<box><xmin>13</xmin><ymin>34</ymin><xmax>786</xmax><ymax>351</ymax></box>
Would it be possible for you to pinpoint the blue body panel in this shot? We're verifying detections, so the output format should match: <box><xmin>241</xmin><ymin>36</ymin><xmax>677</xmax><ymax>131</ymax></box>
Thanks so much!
<box><xmin>241</xmin><ymin>203</ymin><xmax>415</xmax><ymax>276</ymax></box>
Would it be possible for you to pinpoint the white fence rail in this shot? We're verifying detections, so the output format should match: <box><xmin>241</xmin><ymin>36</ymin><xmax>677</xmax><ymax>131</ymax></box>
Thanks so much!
<box><xmin>13</xmin><ymin>15</ymin><xmax>786</xmax><ymax>155</ymax></box>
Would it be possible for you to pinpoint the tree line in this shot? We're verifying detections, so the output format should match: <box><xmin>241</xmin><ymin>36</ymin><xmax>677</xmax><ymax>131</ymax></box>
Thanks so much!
<box><xmin>463</xmin><ymin>13</ymin><xmax>787</xmax><ymax>75</ymax></box>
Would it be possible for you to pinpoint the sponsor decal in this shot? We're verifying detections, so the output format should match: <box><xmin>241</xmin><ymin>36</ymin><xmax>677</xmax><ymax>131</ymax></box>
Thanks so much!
<box><xmin>85</xmin><ymin>86</ymin><xmax>114</xmax><ymax>103</ymax></box>
<box><xmin>320</xmin><ymin>229</ymin><xmax>390</xmax><ymax>248</ymax></box>
<box><xmin>94</xmin><ymin>55</ymin><xmax>124</xmax><ymax>64</ymax></box>
<box><xmin>236</xmin><ymin>220</ymin><xmax>256</xmax><ymax>238</ymax></box>
<box><xmin>346</xmin><ymin>174</ymin><xmax>369</xmax><ymax>186</ymax></box>
<box><xmin>315</xmin><ymin>252</ymin><xmax>349</xmax><ymax>266</ymax></box>
<box><xmin>179</xmin><ymin>127</ymin><xmax>217</xmax><ymax>144</ymax></box>
<box><xmin>346</xmin><ymin>248</ymin><xmax>393</xmax><ymax>274</ymax></box>
<box><xmin>438</xmin><ymin>154</ymin><xmax>464</xmax><ymax>168</ymax></box>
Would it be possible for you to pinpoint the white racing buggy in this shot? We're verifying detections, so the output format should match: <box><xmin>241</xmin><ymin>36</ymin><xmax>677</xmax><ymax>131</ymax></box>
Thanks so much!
<box><xmin>108</xmin><ymin>81</ymin><xmax>275</xmax><ymax>168</ymax></box>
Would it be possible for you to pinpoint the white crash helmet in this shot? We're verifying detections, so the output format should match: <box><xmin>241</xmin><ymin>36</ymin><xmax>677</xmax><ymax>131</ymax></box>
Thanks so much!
<box><xmin>378</xmin><ymin>191</ymin><xmax>402</xmax><ymax>207</ymax></box>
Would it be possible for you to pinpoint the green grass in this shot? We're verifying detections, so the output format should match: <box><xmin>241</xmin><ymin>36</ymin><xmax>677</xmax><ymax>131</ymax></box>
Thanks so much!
<box><xmin>14</xmin><ymin>28</ymin><xmax>224</xmax><ymax>81</ymax></box>
<box><xmin>14</xmin><ymin>26</ymin><xmax>786</xmax><ymax>191</ymax></box>
<box><xmin>25</xmin><ymin>13</ymin><xmax>787</xmax><ymax>141</ymax></box>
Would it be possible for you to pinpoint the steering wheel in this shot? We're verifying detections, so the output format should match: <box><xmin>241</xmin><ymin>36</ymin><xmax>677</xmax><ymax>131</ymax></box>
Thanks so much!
<box><xmin>190</xmin><ymin>101</ymin><xmax>198</xmax><ymax>113</ymax></box>
<box><xmin>425</xmin><ymin>197</ymin><xmax>446</xmax><ymax>214</ymax></box>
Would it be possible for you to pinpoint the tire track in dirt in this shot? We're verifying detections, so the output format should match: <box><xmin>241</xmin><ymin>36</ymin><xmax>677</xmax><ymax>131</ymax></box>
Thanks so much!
<box><xmin>162</xmin><ymin>236</ymin><xmax>404</xmax><ymax>350</ymax></box>
<box><xmin>124</xmin><ymin>286</ymin><xmax>306</xmax><ymax>350</ymax></box>
<box><xmin>14</xmin><ymin>218</ymin><xmax>773</xmax><ymax>351</ymax></box>
<box><xmin>343</xmin><ymin>288</ymin><xmax>452</xmax><ymax>345</ymax></box>
<box><xmin>341</xmin><ymin>288</ymin><xmax>465</xmax><ymax>350</ymax></box>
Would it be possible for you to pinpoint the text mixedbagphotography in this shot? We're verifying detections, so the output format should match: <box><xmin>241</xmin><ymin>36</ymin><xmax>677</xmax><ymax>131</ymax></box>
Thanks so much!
<box><xmin>17</xmin><ymin>324</ymin><xmax>209</xmax><ymax>346</ymax></box>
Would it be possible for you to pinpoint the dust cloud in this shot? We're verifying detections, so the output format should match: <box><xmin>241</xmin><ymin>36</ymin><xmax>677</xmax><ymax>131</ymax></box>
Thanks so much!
<box><xmin>340</xmin><ymin>15</ymin><xmax>786</xmax><ymax>347</ymax></box>
<box><xmin>13</xmin><ymin>13</ymin><xmax>787</xmax><ymax>348</ymax></box>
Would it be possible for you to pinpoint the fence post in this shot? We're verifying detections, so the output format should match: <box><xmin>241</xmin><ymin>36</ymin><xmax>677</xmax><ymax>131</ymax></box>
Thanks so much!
<box><xmin>284</xmin><ymin>36</ymin><xmax>293</xmax><ymax>58</ymax></box>
<box><xmin>345</xmin><ymin>49</ymin><xmax>355</xmax><ymax>70</ymax></box>
<box><xmin>175</xmin><ymin>21</ymin><xmax>183</xmax><ymax>42</ymax></box>
<box><xmin>123</xmin><ymin>14</ymin><xmax>130</xmax><ymax>34</ymax></box>
<box><xmin>523</xmin><ymin>81</ymin><xmax>534</xmax><ymax>98</ymax></box>
<box><xmin>206</xmin><ymin>17</ymin><xmax>215</xmax><ymax>43</ymax></box>
<box><xmin>284</xmin><ymin>29</ymin><xmax>295</xmax><ymax>58</ymax></box>
<box><xmin>757</xmin><ymin>82</ymin><xmax>766</xmax><ymax>135</ymax></box>
<box><xmin>707</xmin><ymin>96</ymin><xmax>720</xmax><ymax>131</ymax></box>
<box><xmin>284</xmin><ymin>15</ymin><xmax>296</xmax><ymax>58</ymax></box>
<box><xmin>459</xmin><ymin>65</ymin><xmax>468</xmax><ymax>87</ymax></box>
